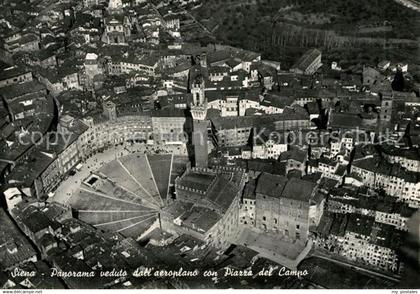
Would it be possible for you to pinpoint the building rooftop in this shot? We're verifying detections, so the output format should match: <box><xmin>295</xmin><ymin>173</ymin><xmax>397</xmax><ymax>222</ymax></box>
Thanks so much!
<box><xmin>235</xmin><ymin>158</ymin><xmax>286</xmax><ymax>175</ymax></box>
<box><xmin>158</xmin><ymin>93</ymin><xmax>192</xmax><ymax>109</ymax></box>
<box><xmin>315</xmin><ymin>212</ymin><xmax>349</xmax><ymax>238</ymax></box>
<box><xmin>0</xmin><ymin>208</ymin><xmax>37</xmax><ymax>271</ymax></box>
<box><xmin>282</xmin><ymin>177</ymin><xmax>316</xmax><ymax>202</ymax></box>
<box><xmin>371</xmin><ymin>223</ymin><xmax>403</xmax><ymax>250</ymax></box>
<box><xmin>347</xmin><ymin>214</ymin><xmax>374</xmax><ymax>237</ymax></box>
<box><xmin>0</xmin><ymin>80</ymin><xmax>46</xmax><ymax>101</ymax></box>
<box><xmin>279</xmin><ymin>146</ymin><xmax>307</xmax><ymax>163</ymax></box>
<box><xmin>255</xmin><ymin>172</ymin><xmax>316</xmax><ymax>202</ymax></box>
<box><xmin>178</xmin><ymin>172</ymin><xmax>216</xmax><ymax>192</ymax></box>
<box><xmin>353</xmin><ymin>156</ymin><xmax>420</xmax><ymax>183</ymax></box>
<box><xmin>255</xmin><ymin>173</ymin><xmax>287</xmax><ymax>199</ymax></box>
<box><xmin>7</xmin><ymin>148</ymin><xmax>56</xmax><ymax>186</ymax></box>
<box><xmin>181</xmin><ymin>206</ymin><xmax>220</xmax><ymax>233</ymax></box>
<box><xmin>291</xmin><ymin>49</ymin><xmax>321</xmax><ymax>72</ymax></box>
<box><xmin>206</xmin><ymin>88</ymin><xmax>261</xmax><ymax>103</ymax></box>
<box><xmin>0</xmin><ymin>66</ymin><xmax>31</xmax><ymax>81</ymax></box>
<box><xmin>211</xmin><ymin>109</ymin><xmax>309</xmax><ymax>130</ymax></box>
<box><xmin>206</xmin><ymin>176</ymin><xmax>239</xmax><ymax>213</ymax></box>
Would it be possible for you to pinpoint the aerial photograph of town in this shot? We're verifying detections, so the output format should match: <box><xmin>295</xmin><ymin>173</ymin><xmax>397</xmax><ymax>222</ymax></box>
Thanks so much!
<box><xmin>0</xmin><ymin>0</ymin><xmax>419</xmax><ymax>290</ymax></box>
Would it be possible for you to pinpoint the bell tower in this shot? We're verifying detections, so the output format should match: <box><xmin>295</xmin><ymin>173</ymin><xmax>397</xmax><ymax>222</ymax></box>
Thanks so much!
<box><xmin>190</xmin><ymin>74</ymin><xmax>208</xmax><ymax>168</ymax></box>
<box><xmin>191</xmin><ymin>75</ymin><xmax>205</xmax><ymax>108</ymax></box>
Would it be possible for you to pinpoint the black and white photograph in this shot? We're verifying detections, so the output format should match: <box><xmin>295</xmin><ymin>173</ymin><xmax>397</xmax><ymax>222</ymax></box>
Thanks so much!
<box><xmin>0</xmin><ymin>0</ymin><xmax>419</xmax><ymax>291</ymax></box>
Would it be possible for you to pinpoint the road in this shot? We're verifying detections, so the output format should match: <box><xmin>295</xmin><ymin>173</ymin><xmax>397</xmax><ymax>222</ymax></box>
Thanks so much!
<box><xmin>312</xmin><ymin>252</ymin><xmax>401</xmax><ymax>283</ymax></box>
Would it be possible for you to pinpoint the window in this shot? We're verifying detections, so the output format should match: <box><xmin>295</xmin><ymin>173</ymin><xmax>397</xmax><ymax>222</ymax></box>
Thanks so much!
<box><xmin>262</xmin><ymin>216</ymin><xmax>266</xmax><ymax>221</ymax></box>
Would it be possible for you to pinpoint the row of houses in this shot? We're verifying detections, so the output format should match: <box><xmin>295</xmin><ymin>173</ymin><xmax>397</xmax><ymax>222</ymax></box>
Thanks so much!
<box><xmin>314</xmin><ymin>212</ymin><xmax>403</xmax><ymax>272</ymax></box>
<box><xmin>350</xmin><ymin>155</ymin><xmax>420</xmax><ymax>208</ymax></box>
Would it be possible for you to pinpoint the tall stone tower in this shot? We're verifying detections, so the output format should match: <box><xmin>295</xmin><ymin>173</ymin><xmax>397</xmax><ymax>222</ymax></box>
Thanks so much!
<box><xmin>191</xmin><ymin>75</ymin><xmax>208</xmax><ymax>168</ymax></box>
<box><xmin>380</xmin><ymin>92</ymin><xmax>393</xmax><ymax>122</ymax></box>
<box><xmin>191</xmin><ymin>75</ymin><xmax>205</xmax><ymax>108</ymax></box>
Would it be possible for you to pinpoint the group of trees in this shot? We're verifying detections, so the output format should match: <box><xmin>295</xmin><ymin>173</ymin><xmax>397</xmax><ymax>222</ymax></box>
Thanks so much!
<box><xmin>193</xmin><ymin>0</ymin><xmax>419</xmax><ymax>69</ymax></box>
